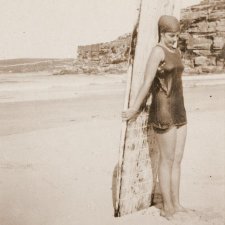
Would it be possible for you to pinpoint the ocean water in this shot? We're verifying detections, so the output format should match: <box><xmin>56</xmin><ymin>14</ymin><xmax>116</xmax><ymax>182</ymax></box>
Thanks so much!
<box><xmin>0</xmin><ymin>72</ymin><xmax>126</xmax><ymax>103</ymax></box>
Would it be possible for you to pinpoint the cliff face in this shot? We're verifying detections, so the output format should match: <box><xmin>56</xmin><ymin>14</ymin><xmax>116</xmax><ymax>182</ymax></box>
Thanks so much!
<box><xmin>74</xmin><ymin>0</ymin><xmax>225</xmax><ymax>75</ymax></box>
<box><xmin>180</xmin><ymin>0</ymin><xmax>225</xmax><ymax>74</ymax></box>
<box><xmin>74</xmin><ymin>34</ymin><xmax>131</xmax><ymax>74</ymax></box>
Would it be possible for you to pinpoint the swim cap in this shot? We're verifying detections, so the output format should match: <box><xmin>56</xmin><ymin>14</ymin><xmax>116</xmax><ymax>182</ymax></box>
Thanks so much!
<box><xmin>158</xmin><ymin>15</ymin><xmax>180</xmax><ymax>33</ymax></box>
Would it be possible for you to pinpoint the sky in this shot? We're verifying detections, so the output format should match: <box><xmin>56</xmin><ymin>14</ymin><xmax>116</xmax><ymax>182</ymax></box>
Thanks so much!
<box><xmin>0</xmin><ymin>0</ymin><xmax>200</xmax><ymax>59</ymax></box>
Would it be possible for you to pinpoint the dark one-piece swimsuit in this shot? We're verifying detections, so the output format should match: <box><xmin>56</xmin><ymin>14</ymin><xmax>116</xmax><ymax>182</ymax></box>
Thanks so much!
<box><xmin>148</xmin><ymin>45</ymin><xmax>187</xmax><ymax>133</ymax></box>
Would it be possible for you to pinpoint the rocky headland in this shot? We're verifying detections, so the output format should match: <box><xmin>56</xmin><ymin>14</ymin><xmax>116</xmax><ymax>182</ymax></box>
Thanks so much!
<box><xmin>72</xmin><ymin>0</ymin><xmax>225</xmax><ymax>75</ymax></box>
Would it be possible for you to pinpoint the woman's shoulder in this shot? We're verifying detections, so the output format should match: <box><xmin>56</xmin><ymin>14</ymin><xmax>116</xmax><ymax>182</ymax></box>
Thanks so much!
<box><xmin>150</xmin><ymin>45</ymin><xmax>165</xmax><ymax>61</ymax></box>
<box><xmin>152</xmin><ymin>45</ymin><xmax>164</xmax><ymax>53</ymax></box>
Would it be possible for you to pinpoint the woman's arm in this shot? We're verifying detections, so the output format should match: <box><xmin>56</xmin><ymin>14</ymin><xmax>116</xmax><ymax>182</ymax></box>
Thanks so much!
<box><xmin>122</xmin><ymin>46</ymin><xmax>164</xmax><ymax>121</ymax></box>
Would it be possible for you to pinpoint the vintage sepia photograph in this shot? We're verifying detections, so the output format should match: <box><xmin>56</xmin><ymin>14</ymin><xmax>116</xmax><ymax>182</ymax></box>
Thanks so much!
<box><xmin>0</xmin><ymin>0</ymin><xmax>224</xmax><ymax>225</ymax></box>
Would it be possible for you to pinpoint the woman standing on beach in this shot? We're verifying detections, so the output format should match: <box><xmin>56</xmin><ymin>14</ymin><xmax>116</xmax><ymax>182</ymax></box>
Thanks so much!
<box><xmin>122</xmin><ymin>15</ymin><xmax>187</xmax><ymax>219</ymax></box>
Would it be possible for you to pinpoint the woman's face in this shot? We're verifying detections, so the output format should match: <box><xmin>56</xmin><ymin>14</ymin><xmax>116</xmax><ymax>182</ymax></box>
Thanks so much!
<box><xmin>161</xmin><ymin>32</ymin><xmax>180</xmax><ymax>49</ymax></box>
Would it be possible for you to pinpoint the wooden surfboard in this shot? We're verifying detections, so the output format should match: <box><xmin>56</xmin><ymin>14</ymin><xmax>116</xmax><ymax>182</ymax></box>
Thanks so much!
<box><xmin>115</xmin><ymin>0</ymin><xmax>181</xmax><ymax>217</ymax></box>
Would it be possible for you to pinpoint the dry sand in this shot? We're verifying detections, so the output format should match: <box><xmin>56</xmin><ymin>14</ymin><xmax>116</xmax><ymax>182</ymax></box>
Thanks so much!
<box><xmin>0</xmin><ymin>72</ymin><xmax>224</xmax><ymax>225</ymax></box>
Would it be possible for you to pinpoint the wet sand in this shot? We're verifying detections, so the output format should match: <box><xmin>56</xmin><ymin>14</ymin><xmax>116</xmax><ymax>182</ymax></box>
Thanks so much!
<box><xmin>0</xmin><ymin>72</ymin><xmax>224</xmax><ymax>225</ymax></box>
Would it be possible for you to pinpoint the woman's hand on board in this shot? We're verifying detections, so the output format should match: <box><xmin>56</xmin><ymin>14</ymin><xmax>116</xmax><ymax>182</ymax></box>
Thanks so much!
<box><xmin>121</xmin><ymin>108</ymin><xmax>139</xmax><ymax>122</ymax></box>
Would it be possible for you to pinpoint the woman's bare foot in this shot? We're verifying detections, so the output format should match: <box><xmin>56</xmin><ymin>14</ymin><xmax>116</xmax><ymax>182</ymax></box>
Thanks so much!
<box><xmin>174</xmin><ymin>204</ymin><xmax>187</xmax><ymax>212</ymax></box>
<box><xmin>174</xmin><ymin>204</ymin><xmax>195</xmax><ymax>213</ymax></box>
<box><xmin>160</xmin><ymin>207</ymin><xmax>175</xmax><ymax>219</ymax></box>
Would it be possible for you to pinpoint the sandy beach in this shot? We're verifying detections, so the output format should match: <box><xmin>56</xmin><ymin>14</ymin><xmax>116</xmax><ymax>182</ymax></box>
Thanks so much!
<box><xmin>0</xmin><ymin>72</ymin><xmax>224</xmax><ymax>225</ymax></box>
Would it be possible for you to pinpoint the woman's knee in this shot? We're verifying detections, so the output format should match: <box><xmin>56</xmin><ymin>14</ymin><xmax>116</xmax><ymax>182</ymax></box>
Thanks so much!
<box><xmin>173</xmin><ymin>156</ymin><xmax>182</xmax><ymax>167</ymax></box>
<box><xmin>160</xmin><ymin>155</ymin><xmax>174</xmax><ymax>167</ymax></box>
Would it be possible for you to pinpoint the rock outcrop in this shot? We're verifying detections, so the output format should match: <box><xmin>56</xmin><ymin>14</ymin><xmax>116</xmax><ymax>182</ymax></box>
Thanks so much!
<box><xmin>180</xmin><ymin>0</ymin><xmax>225</xmax><ymax>74</ymax></box>
<box><xmin>73</xmin><ymin>33</ymin><xmax>131</xmax><ymax>74</ymax></box>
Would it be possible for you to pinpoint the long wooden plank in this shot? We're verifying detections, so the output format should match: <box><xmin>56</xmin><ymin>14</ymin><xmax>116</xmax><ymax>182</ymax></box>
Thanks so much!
<box><xmin>115</xmin><ymin>0</ymin><xmax>182</xmax><ymax>217</ymax></box>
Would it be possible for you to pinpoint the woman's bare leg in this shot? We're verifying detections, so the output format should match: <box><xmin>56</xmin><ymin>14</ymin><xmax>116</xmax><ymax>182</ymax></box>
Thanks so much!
<box><xmin>155</xmin><ymin>126</ymin><xmax>177</xmax><ymax>218</ymax></box>
<box><xmin>171</xmin><ymin>125</ymin><xmax>187</xmax><ymax>212</ymax></box>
